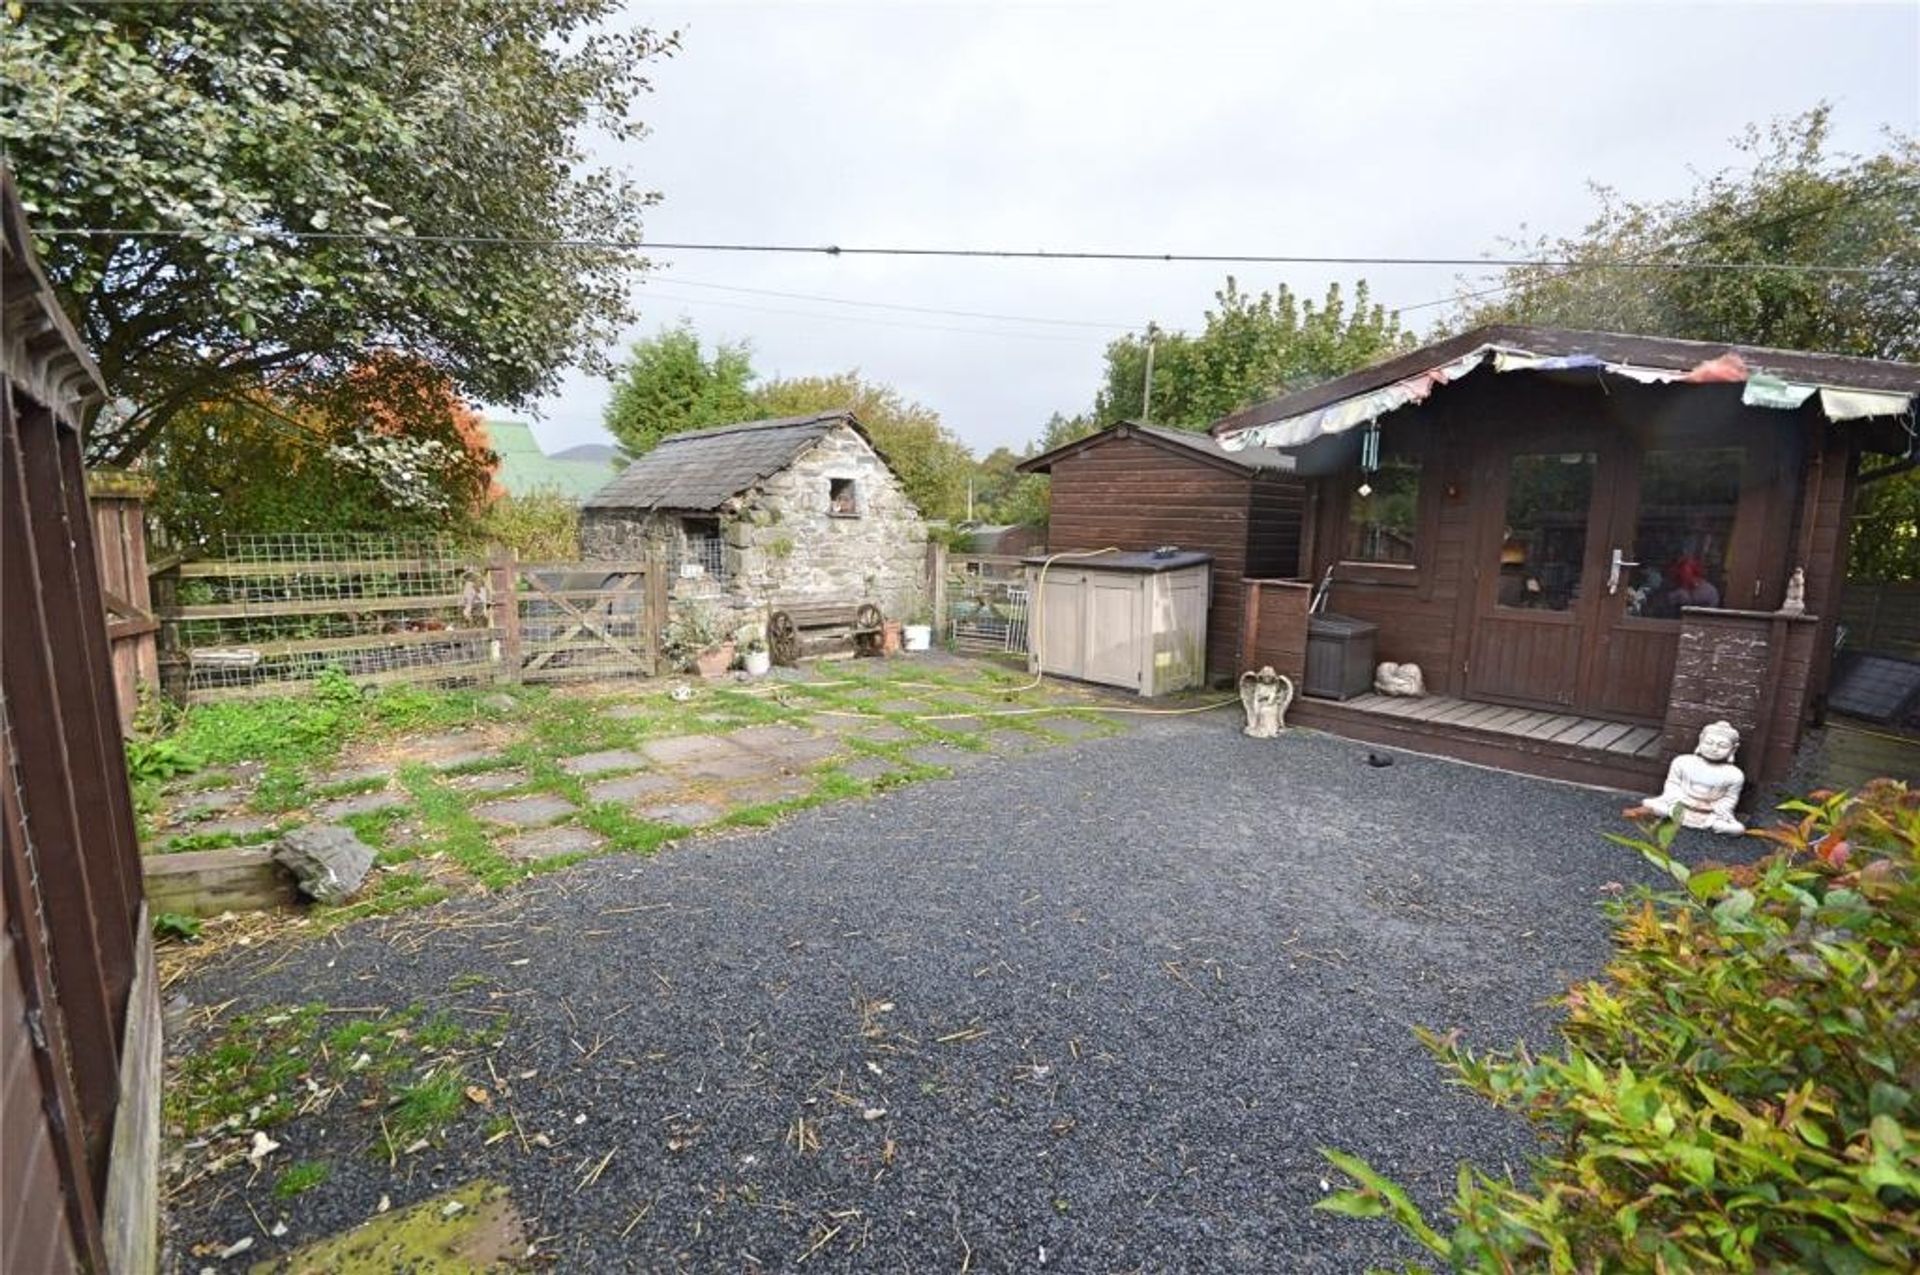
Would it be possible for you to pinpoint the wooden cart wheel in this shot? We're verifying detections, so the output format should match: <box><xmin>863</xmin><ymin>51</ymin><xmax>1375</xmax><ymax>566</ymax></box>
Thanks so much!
<box><xmin>768</xmin><ymin>611</ymin><xmax>801</xmax><ymax>666</ymax></box>
<box><xmin>853</xmin><ymin>603</ymin><xmax>886</xmax><ymax>658</ymax></box>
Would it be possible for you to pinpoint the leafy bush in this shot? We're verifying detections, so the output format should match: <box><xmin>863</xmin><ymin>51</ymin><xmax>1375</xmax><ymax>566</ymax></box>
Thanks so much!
<box><xmin>125</xmin><ymin>736</ymin><xmax>202</xmax><ymax>783</ymax></box>
<box><xmin>475</xmin><ymin>487</ymin><xmax>581</xmax><ymax>560</ymax></box>
<box><xmin>1322</xmin><ymin>781</ymin><xmax>1920</xmax><ymax>1273</ymax></box>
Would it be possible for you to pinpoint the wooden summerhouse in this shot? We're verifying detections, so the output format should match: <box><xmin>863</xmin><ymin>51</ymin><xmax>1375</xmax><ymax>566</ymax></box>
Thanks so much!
<box><xmin>1216</xmin><ymin>325</ymin><xmax>1920</xmax><ymax>795</ymax></box>
<box><xmin>1018</xmin><ymin>420</ymin><xmax>1304</xmax><ymax>683</ymax></box>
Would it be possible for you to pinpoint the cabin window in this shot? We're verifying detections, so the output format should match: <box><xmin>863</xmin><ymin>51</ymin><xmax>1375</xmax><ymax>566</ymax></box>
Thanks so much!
<box><xmin>1342</xmin><ymin>455</ymin><xmax>1421</xmax><ymax>565</ymax></box>
<box><xmin>1496</xmin><ymin>451</ymin><xmax>1596</xmax><ymax>611</ymax></box>
<box><xmin>828</xmin><ymin>477</ymin><xmax>860</xmax><ymax>517</ymax></box>
<box><xmin>1622</xmin><ymin>447</ymin><xmax>1743</xmax><ymax>618</ymax></box>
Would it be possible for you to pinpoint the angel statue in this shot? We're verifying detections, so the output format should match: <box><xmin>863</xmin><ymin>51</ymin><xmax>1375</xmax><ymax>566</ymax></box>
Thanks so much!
<box><xmin>1239</xmin><ymin>666</ymin><xmax>1294</xmax><ymax>739</ymax></box>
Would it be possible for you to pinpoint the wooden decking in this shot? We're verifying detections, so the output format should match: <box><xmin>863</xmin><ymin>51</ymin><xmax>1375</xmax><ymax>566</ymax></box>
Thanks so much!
<box><xmin>1291</xmin><ymin>692</ymin><xmax>1671</xmax><ymax>793</ymax></box>
<box><xmin>1333</xmin><ymin>692</ymin><xmax>1667</xmax><ymax>760</ymax></box>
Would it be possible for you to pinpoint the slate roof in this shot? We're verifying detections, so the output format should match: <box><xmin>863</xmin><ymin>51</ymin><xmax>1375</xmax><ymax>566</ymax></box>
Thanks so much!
<box><xmin>1017</xmin><ymin>419</ymin><xmax>1297</xmax><ymax>476</ymax></box>
<box><xmin>582</xmin><ymin>411</ymin><xmax>857</xmax><ymax>513</ymax></box>
<box><xmin>485</xmin><ymin>420</ymin><xmax>621</xmax><ymax>502</ymax></box>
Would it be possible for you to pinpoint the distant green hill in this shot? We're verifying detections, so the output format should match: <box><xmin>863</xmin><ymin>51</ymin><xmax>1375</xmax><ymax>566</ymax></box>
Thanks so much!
<box><xmin>485</xmin><ymin>420</ymin><xmax>620</xmax><ymax>503</ymax></box>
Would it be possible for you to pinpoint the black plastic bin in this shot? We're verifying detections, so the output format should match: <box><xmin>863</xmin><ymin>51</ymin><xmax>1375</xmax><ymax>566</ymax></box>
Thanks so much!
<box><xmin>1304</xmin><ymin>613</ymin><xmax>1378</xmax><ymax>700</ymax></box>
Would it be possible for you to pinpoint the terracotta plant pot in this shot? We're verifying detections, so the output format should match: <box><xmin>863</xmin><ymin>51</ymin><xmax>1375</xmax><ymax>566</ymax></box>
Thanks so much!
<box><xmin>694</xmin><ymin>641</ymin><xmax>736</xmax><ymax>679</ymax></box>
<box><xmin>882</xmin><ymin>621</ymin><xmax>903</xmax><ymax>654</ymax></box>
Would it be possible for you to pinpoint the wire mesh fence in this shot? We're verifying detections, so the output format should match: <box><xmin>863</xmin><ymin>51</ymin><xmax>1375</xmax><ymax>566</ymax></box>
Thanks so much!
<box><xmin>170</xmin><ymin>533</ymin><xmax>496</xmax><ymax>698</ymax></box>
<box><xmin>947</xmin><ymin>555</ymin><xmax>1029</xmax><ymax>654</ymax></box>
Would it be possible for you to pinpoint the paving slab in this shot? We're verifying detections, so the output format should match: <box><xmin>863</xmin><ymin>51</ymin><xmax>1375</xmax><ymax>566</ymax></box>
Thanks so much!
<box><xmin>730</xmin><ymin>774</ymin><xmax>816</xmax><ymax>804</ymax></box>
<box><xmin>634</xmin><ymin>800</ymin><xmax>729</xmax><ymax>827</ymax></box>
<box><xmin>498</xmin><ymin>825</ymin><xmax>607</xmax><ymax>862</ymax></box>
<box><xmin>838</xmin><ymin>755</ymin><xmax>908</xmax><ymax>783</ymax></box>
<box><xmin>586</xmin><ymin>772</ymin><xmax>682</xmax><ymax>804</ymax></box>
<box><xmin>167</xmin><ymin>812</ymin><xmax>280</xmax><ymax>841</ymax></box>
<box><xmin>451</xmin><ymin>768</ymin><xmax>532</xmax><ymax>794</ymax></box>
<box><xmin>811</xmin><ymin>715</ymin><xmax>913</xmax><ymax>743</ymax></box>
<box><xmin>310</xmin><ymin>763</ymin><xmax>392</xmax><ymax>789</ymax></box>
<box><xmin>311</xmin><ymin>790</ymin><xmax>407</xmax><ymax>821</ymax></box>
<box><xmin>1040</xmin><ymin>713</ymin><xmax>1111</xmax><ymax>739</ymax></box>
<box><xmin>903</xmin><ymin>744</ymin><xmax>987</xmax><ymax>773</ymax></box>
<box><xmin>471</xmin><ymin>794</ymin><xmax>577</xmax><ymax>828</ymax></box>
<box><xmin>724</xmin><ymin>725</ymin><xmax>844</xmax><ymax>767</ymax></box>
<box><xmin>877</xmin><ymin>699</ymin><xmax>933</xmax><ymax>716</ymax></box>
<box><xmin>643</xmin><ymin>734</ymin><xmax>784</xmax><ymax>781</ymax></box>
<box><xmin>558</xmin><ymin>748</ymin><xmax>651</xmax><ymax>777</ymax></box>
<box><xmin>427</xmin><ymin>748</ymin><xmax>504</xmax><ymax>772</ymax></box>
<box><xmin>640</xmin><ymin>734</ymin><xmax>741</xmax><ymax>768</ymax></box>
<box><xmin>172</xmin><ymin>786</ymin><xmax>251</xmax><ymax>819</ymax></box>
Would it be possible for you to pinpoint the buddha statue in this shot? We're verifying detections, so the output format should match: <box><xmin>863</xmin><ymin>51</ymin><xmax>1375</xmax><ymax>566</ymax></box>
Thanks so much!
<box><xmin>1639</xmin><ymin>720</ymin><xmax>1747</xmax><ymax>834</ymax></box>
<box><xmin>1239</xmin><ymin>666</ymin><xmax>1293</xmax><ymax>739</ymax></box>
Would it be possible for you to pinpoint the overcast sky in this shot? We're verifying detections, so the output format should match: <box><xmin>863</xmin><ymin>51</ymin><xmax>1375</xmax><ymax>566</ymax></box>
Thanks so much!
<box><xmin>516</xmin><ymin>0</ymin><xmax>1920</xmax><ymax>457</ymax></box>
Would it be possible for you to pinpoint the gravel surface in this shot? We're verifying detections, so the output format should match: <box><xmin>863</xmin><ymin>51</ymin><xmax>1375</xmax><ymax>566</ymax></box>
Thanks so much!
<box><xmin>167</xmin><ymin>717</ymin><xmax>1734</xmax><ymax>1272</ymax></box>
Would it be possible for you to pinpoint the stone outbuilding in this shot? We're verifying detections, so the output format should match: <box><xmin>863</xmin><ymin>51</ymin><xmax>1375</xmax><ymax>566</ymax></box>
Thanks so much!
<box><xmin>579</xmin><ymin>410</ymin><xmax>930</xmax><ymax>625</ymax></box>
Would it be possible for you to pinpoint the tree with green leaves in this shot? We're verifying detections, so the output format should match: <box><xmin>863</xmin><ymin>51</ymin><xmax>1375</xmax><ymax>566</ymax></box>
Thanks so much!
<box><xmin>1458</xmin><ymin>107</ymin><xmax>1920</xmax><ymax>582</ymax></box>
<box><xmin>601</xmin><ymin>324</ymin><xmax>758</xmax><ymax>457</ymax></box>
<box><xmin>754</xmin><ymin>372</ymin><xmax>973</xmax><ymax>520</ymax></box>
<box><xmin>1</xmin><ymin>0</ymin><xmax>676</xmax><ymax>466</ymax></box>
<box><xmin>1090</xmin><ymin>279</ymin><xmax>1409</xmax><ymax>431</ymax></box>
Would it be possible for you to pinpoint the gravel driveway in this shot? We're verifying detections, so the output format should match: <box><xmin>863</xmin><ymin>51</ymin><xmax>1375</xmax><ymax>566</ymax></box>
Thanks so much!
<box><xmin>169</xmin><ymin>714</ymin><xmax>1702</xmax><ymax>1272</ymax></box>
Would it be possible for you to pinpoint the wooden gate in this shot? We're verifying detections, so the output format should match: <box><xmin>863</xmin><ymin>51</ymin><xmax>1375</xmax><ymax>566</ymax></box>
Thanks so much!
<box><xmin>3</xmin><ymin>165</ymin><xmax>159</xmax><ymax>1275</ymax></box>
<box><xmin>88</xmin><ymin>468</ymin><xmax>160</xmax><ymax>729</ymax></box>
<box><xmin>495</xmin><ymin>556</ymin><xmax>666</xmax><ymax>683</ymax></box>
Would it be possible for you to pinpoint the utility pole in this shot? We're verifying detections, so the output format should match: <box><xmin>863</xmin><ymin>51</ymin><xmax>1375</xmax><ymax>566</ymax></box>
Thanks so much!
<box><xmin>1141</xmin><ymin>322</ymin><xmax>1158</xmax><ymax>425</ymax></box>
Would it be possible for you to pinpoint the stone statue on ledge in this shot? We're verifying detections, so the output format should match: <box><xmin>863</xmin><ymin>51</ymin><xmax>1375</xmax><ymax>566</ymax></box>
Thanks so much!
<box><xmin>1239</xmin><ymin>666</ymin><xmax>1294</xmax><ymax>738</ymax></box>
<box><xmin>1637</xmin><ymin>720</ymin><xmax>1747</xmax><ymax>834</ymax></box>
<box><xmin>1374</xmin><ymin>662</ymin><xmax>1425</xmax><ymax>697</ymax></box>
<box><xmin>1779</xmin><ymin>566</ymin><xmax>1807</xmax><ymax>617</ymax></box>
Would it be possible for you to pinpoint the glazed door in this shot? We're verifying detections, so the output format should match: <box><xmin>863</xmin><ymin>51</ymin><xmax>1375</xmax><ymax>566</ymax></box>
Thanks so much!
<box><xmin>1467</xmin><ymin>437</ymin><xmax>1614</xmax><ymax>711</ymax></box>
<box><xmin>1468</xmin><ymin>434</ymin><xmax>1753</xmax><ymax>721</ymax></box>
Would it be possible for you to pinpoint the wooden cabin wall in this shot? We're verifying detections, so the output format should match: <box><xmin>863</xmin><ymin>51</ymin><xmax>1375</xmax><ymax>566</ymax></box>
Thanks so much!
<box><xmin>1301</xmin><ymin>377</ymin><xmax>1834</xmax><ymax>711</ymax></box>
<box><xmin>1244</xmin><ymin>473</ymin><xmax>1306</xmax><ymax>580</ymax></box>
<box><xmin>1045</xmin><ymin>437</ymin><xmax>1253</xmax><ymax>681</ymax></box>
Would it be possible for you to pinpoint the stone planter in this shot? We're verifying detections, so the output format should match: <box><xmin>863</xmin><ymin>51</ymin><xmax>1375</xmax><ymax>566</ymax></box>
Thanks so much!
<box><xmin>903</xmin><ymin>623</ymin><xmax>932</xmax><ymax>652</ymax></box>
<box><xmin>694</xmin><ymin>641</ymin><xmax>737</xmax><ymax>679</ymax></box>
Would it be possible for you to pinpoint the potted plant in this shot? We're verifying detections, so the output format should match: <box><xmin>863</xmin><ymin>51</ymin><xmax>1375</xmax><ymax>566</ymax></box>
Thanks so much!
<box><xmin>741</xmin><ymin>634</ymin><xmax>771</xmax><ymax>677</ymax></box>
<box><xmin>663</xmin><ymin>604</ymin><xmax>733</xmax><ymax>678</ymax></box>
<box><xmin>902</xmin><ymin>607</ymin><xmax>934</xmax><ymax>652</ymax></box>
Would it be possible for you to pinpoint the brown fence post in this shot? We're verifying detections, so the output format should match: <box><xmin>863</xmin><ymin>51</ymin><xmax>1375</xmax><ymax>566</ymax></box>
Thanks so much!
<box><xmin>149</xmin><ymin>559</ymin><xmax>189</xmax><ymax>706</ymax></box>
<box><xmin>1241</xmin><ymin>579</ymin><xmax>1263</xmax><ymax>675</ymax></box>
<box><xmin>488</xmin><ymin>547</ymin><xmax>521</xmax><ymax>684</ymax></box>
<box><xmin>926</xmin><ymin>540</ymin><xmax>948</xmax><ymax>634</ymax></box>
<box><xmin>644</xmin><ymin>543</ymin><xmax>669</xmax><ymax>675</ymax></box>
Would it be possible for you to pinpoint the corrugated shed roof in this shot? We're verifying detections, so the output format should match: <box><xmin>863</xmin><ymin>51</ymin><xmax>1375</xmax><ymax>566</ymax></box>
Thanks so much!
<box><xmin>485</xmin><ymin>420</ymin><xmax>621</xmax><ymax>502</ymax></box>
<box><xmin>582</xmin><ymin>411</ymin><xmax>854</xmax><ymax>513</ymax></box>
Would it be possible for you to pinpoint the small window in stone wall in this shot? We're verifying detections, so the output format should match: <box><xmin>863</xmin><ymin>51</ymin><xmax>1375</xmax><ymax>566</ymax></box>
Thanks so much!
<box><xmin>674</xmin><ymin>516</ymin><xmax>727</xmax><ymax>582</ymax></box>
<box><xmin>828</xmin><ymin>477</ymin><xmax>860</xmax><ymax>517</ymax></box>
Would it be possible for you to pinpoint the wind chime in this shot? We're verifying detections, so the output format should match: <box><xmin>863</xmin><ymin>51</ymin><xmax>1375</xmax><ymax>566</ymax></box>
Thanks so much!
<box><xmin>1356</xmin><ymin>420</ymin><xmax>1381</xmax><ymax>498</ymax></box>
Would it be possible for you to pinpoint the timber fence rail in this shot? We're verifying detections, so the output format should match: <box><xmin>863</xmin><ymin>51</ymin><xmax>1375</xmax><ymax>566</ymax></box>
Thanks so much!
<box><xmin>154</xmin><ymin>535</ymin><xmax>664</xmax><ymax>701</ymax></box>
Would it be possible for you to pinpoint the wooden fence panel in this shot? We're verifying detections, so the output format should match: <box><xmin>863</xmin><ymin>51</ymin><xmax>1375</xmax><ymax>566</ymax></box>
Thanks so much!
<box><xmin>1241</xmin><ymin>578</ymin><xmax>1313</xmax><ymax>685</ymax></box>
<box><xmin>88</xmin><ymin>470</ymin><xmax>158</xmax><ymax>731</ymax></box>
<box><xmin>3</xmin><ymin>167</ymin><xmax>157</xmax><ymax>1273</ymax></box>
<box><xmin>1841</xmin><ymin>580</ymin><xmax>1920</xmax><ymax>659</ymax></box>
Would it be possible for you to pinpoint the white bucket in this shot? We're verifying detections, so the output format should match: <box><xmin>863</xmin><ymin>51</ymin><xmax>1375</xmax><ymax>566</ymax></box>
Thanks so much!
<box><xmin>902</xmin><ymin>624</ymin><xmax>932</xmax><ymax>652</ymax></box>
<box><xmin>744</xmin><ymin>649</ymin><xmax>771</xmax><ymax>676</ymax></box>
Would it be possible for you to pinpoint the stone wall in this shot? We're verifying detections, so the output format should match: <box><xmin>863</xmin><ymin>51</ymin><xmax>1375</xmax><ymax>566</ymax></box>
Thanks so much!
<box><xmin>730</xmin><ymin>423</ymin><xmax>929</xmax><ymax>620</ymax></box>
<box><xmin>579</xmin><ymin>422</ymin><xmax>929</xmax><ymax>629</ymax></box>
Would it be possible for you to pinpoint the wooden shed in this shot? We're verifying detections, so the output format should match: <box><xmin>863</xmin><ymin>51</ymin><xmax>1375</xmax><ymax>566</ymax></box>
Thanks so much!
<box><xmin>1018</xmin><ymin>420</ymin><xmax>1304</xmax><ymax>683</ymax></box>
<box><xmin>1217</xmin><ymin>325</ymin><xmax>1920</xmax><ymax>795</ymax></box>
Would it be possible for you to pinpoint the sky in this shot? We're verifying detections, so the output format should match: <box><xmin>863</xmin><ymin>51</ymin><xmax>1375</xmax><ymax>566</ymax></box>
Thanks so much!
<box><xmin>515</xmin><ymin>0</ymin><xmax>1920</xmax><ymax>458</ymax></box>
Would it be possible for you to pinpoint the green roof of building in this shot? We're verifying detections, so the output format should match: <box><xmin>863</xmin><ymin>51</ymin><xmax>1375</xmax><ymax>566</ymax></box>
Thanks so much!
<box><xmin>485</xmin><ymin>420</ymin><xmax>621</xmax><ymax>502</ymax></box>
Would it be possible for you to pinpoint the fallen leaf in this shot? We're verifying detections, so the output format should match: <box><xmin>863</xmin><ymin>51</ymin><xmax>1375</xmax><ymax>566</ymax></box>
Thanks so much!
<box><xmin>862</xmin><ymin>1108</ymin><xmax>887</xmax><ymax>1121</ymax></box>
<box><xmin>464</xmin><ymin>1085</ymin><xmax>491</xmax><ymax>1106</ymax></box>
<box><xmin>218</xmin><ymin>1236</ymin><xmax>253</xmax><ymax>1259</ymax></box>
<box><xmin>247</xmin><ymin>1131</ymin><xmax>281</xmax><ymax>1164</ymax></box>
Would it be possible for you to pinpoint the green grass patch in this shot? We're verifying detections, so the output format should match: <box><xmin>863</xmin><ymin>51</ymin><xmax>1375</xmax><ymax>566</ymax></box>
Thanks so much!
<box><xmin>389</xmin><ymin>1070</ymin><xmax>467</xmax><ymax>1142</ymax></box>
<box><xmin>274</xmin><ymin>1160</ymin><xmax>331</xmax><ymax>1198</ymax></box>
<box><xmin>314</xmin><ymin>871</ymin><xmax>450</xmax><ymax>928</ymax></box>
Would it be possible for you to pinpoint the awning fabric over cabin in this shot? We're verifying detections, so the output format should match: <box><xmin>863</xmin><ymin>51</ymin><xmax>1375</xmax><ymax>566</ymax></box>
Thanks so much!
<box><xmin>1218</xmin><ymin>341</ymin><xmax>1917</xmax><ymax>454</ymax></box>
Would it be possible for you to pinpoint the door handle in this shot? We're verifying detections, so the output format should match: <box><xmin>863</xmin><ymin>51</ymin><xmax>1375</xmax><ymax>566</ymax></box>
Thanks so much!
<box><xmin>1608</xmin><ymin>548</ymin><xmax>1640</xmax><ymax>595</ymax></box>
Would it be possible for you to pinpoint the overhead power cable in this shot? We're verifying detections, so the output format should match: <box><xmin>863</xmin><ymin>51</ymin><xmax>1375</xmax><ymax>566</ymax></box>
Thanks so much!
<box><xmin>639</xmin><ymin>286</ymin><xmax>1108</xmax><ymax>344</ymax></box>
<box><xmin>35</xmin><ymin>225</ymin><xmax>1905</xmax><ymax>277</ymax></box>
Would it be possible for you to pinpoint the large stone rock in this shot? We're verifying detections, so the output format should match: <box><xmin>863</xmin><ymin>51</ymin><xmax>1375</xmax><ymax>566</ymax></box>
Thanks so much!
<box><xmin>272</xmin><ymin>824</ymin><xmax>376</xmax><ymax>904</ymax></box>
